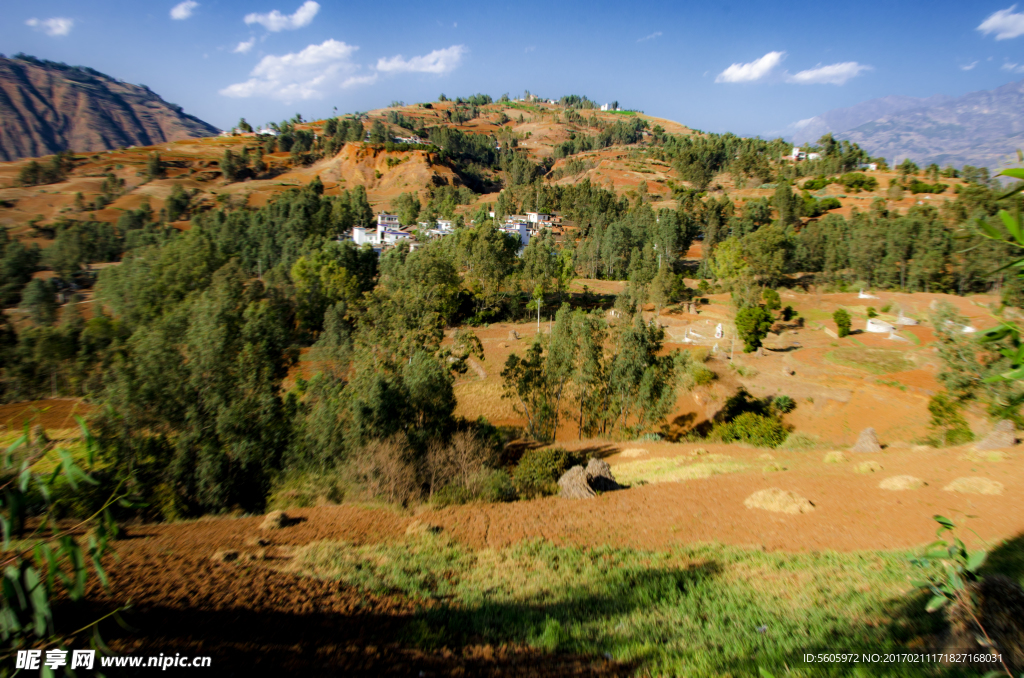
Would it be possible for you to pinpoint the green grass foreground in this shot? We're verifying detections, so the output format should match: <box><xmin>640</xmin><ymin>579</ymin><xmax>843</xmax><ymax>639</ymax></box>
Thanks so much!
<box><xmin>295</xmin><ymin>534</ymin><xmax>1024</xmax><ymax>676</ymax></box>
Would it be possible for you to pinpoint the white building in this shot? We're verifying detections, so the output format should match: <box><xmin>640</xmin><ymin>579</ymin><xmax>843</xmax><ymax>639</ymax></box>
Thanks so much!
<box><xmin>500</xmin><ymin>222</ymin><xmax>532</xmax><ymax>249</ymax></box>
<box><xmin>257</xmin><ymin>128</ymin><xmax>278</xmax><ymax>136</ymax></box>
<box><xmin>526</xmin><ymin>212</ymin><xmax>551</xmax><ymax>224</ymax></box>
<box><xmin>377</xmin><ymin>213</ymin><xmax>401</xmax><ymax>228</ymax></box>
<box><xmin>600</xmin><ymin>104</ymin><xmax>611</xmax><ymax>111</ymax></box>
<box><xmin>352</xmin><ymin>223</ymin><xmax>412</xmax><ymax>248</ymax></box>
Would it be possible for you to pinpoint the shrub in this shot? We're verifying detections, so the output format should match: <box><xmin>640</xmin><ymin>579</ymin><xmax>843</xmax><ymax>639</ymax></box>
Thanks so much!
<box><xmin>833</xmin><ymin>308</ymin><xmax>851</xmax><ymax>338</ymax></box>
<box><xmin>711</xmin><ymin>412</ymin><xmax>788</xmax><ymax>448</ymax></box>
<box><xmin>433</xmin><ymin>483</ymin><xmax>474</xmax><ymax>507</ymax></box>
<box><xmin>762</xmin><ymin>288</ymin><xmax>781</xmax><ymax>312</ymax></box>
<box><xmin>735</xmin><ymin>306</ymin><xmax>774</xmax><ymax>352</ymax></box>
<box><xmin>513</xmin><ymin>447</ymin><xmax>582</xmax><ymax>497</ymax></box>
<box><xmin>866</xmin><ymin>307</ymin><xmax>877</xmax><ymax>319</ymax></box>
<box><xmin>927</xmin><ymin>394</ymin><xmax>973</xmax><ymax>446</ymax></box>
<box><xmin>477</xmin><ymin>469</ymin><xmax>517</xmax><ymax>503</ymax></box>
<box><xmin>772</xmin><ymin>395</ymin><xmax>796</xmax><ymax>414</ymax></box>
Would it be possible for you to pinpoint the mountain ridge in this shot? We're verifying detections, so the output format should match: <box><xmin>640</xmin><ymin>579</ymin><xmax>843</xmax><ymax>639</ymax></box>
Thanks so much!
<box><xmin>0</xmin><ymin>54</ymin><xmax>219</xmax><ymax>162</ymax></box>
<box><xmin>784</xmin><ymin>78</ymin><xmax>1024</xmax><ymax>169</ymax></box>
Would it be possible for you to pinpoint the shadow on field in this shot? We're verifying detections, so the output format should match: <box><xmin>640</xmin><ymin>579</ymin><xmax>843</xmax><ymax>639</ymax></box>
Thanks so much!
<box><xmin>68</xmin><ymin>602</ymin><xmax>630</xmax><ymax>677</ymax></box>
<box><xmin>983</xmin><ymin>530</ymin><xmax>1024</xmax><ymax>586</ymax></box>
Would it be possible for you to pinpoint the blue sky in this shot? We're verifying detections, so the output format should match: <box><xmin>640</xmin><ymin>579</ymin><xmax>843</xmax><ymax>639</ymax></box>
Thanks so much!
<box><xmin>4</xmin><ymin>0</ymin><xmax>1024</xmax><ymax>136</ymax></box>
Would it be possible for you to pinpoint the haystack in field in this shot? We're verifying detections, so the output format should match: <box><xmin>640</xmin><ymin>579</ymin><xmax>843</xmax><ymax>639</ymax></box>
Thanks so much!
<box><xmin>558</xmin><ymin>465</ymin><xmax>596</xmax><ymax>499</ymax></box>
<box><xmin>943</xmin><ymin>477</ymin><xmax>1004</xmax><ymax>495</ymax></box>
<box><xmin>975</xmin><ymin>419</ymin><xmax>1016</xmax><ymax>450</ymax></box>
<box><xmin>823</xmin><ymin>451</ymin><xmax>848</xmax><ymax>464</ymax></box>
<box><xmin>850</xmin><ymin>427</ymin><xmax>882</xmax><ymax>453</ymax></box>
<box><xmin>855</xmin><ymin>461</ymin><xmax>883</xmax><ymax>474</ymax></box>
<box><xmin>559</xmin><ymin>458</ymin><xmax>622</xmax><ymax>498</ymax></box>
<box><xmin>879</xmin><ymin>475</ymin><xmax>924</xmax><ymax>490</ymax></box>
<box><xmin>259</xmin><ymin>510</ymin><xmax>289</xmax><ymax>530</ymax></box>
<box><xmin>944</xmin><ymin>574</ymin><xmax>1024</xmax><ymax>673</ymax></box>
<box><xmin>585</xmin><ymin>458</ymin><xmax>621</xmax><ymax>492</ymax></box>
<box><xmin>743</xmin><ymin>488</ymin><xmax>814</xmax><ymax>514</ymax></box>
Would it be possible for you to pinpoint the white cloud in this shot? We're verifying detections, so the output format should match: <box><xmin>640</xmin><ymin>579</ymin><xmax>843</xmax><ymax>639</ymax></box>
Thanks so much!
<box><xmin>960</xmin><ymin>60</ymin><xmax>979</xmax><ymax>71</ymax></box>
<box><xmin>715</xmin><ymin>51</ymin><xmax>784</xmax><ymax>83</ymax></box>
<box><xmin>342</xmin><ymin>74</ymin><xmax>378</xmax><ymax>88</ymax></box>
<box><xmin>376</xmin><ymin>45</ymin><xmax>467</xmax><ymax>74</ymax></box>
<box><xmin>978</xmin><ymin>5</ymin><xmax>1024</xmax><ymax>40</ymax></box>
<box><xmin>25</xmin><ymin>17</ymin><xmax>73</xmax><ymax>37</ymax></box>
<box><xmin>170</xmin><ymin>1</ymin><xmax>198</xmax><ymax>20</ymax></box>
<box><xmin>244</xmin><ymin>1</ymin><xmax>319</xmax><ymax>31</ymax></box>
<box><xmin>638</xmin><ymin>31</ymin><xmax>662</xmax><ymax>42</ymax></box>
<box><xmin>1001</xmin><ymin>61</ymin><xmax>1024</xmax><ymax>73</ymax></box>
<box><xmin>786</xmin><ymin>61</ymin><xmax>871</xmax><ymax>85</ymax></box>
<box><xmin>234</xmin><ymin>37</ymin><xmax>256</xmax><ymax>54</ymax></box>
<box><xmin>220</xmin><ymin>39</ymin><xmax>360</xmax><ymax>100</ymax></box>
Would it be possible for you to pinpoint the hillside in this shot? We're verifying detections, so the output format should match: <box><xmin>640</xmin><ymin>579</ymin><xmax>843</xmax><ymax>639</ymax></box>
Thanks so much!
<box><xmin>0</xmin><ymin>54</ymin><xmax>219</xmax><ymax>162</ymax></box>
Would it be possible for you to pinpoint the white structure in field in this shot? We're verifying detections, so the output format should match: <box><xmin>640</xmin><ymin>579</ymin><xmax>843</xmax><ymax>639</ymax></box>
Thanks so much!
<box><xmin>858</xmin><ymin>289</ymin><xmax>879</xmax><ymax>299</ymax></box>
<box><xmin>896</xmin><ymin>313</ymin><xmax>918</xmax><ymax>326</ymax></box>
<box><xmin>377</xmin><ymin>213</ymin><xmax>401</xmax><ymax>228</ymax></box>
<box><xmin>715</xmin><ymin>323</ymin><xmax>723</xmax><ymax>339</ymax></box>
<box><xmin>866</xmin><ymin>318</ymin><xmax>895</xmax><ymax>333</ymax></box>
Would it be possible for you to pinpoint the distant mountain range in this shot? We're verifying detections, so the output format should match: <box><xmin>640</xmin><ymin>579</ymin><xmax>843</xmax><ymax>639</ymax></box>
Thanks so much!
<box><xmin>0</xmin><ymin>54</ymin><xmax>219</xmax><ymax>162</ymax></box>
<box><xmin>784</xmin><ymin>79</ymin><xmax>1024</xmax><ymax>170</ymax></box>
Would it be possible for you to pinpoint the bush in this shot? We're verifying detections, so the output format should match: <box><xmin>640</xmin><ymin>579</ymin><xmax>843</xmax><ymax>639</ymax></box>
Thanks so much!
<box><xmin>735</xmin><ymin>306</ymin><xmax>774</xmax><ymax>352</ymax></box>
<box><xmin>866</xmin><ymin>306</ymin><xmax>877</xmax><ymax>319</ymax></box>
<box><xmin>927</xmin><ymin>394</ymin><xmax>973</xmax><ymax>447</ymax></box>
<box><xmin>711</xmin><ymin>412</ymin><xmax>788</xmax><ymax>448</ymax></box>
<box><xmin>477</xmin><ymin>469</ymin><xmax>517</xmax><ymax>503</ymax></box>
<box><xmin>513</xmin><ymin>447</ymin><xmax>582</xmax><ymax>497</ymax></box>
<box><xmin>772</xmin><ymin>395</ymin><xmax>796</xmax><ymax>414</ymax></box>
<box><xmin>433</xmin><ymin>483</ymin><xmax>474</xmax><ymax>507</ymax></box>
<box><xmin>833</xmin><ymin>308</ymin><xmax>851</xmax><ymax>338</ymax></box>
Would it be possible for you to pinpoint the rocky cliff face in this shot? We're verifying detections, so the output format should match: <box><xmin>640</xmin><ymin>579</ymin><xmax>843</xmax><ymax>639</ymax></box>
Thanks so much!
<box><xmin>0</xmin><ymin>55</ymin><xmax>219</xmax><ymax>161</ymax></box>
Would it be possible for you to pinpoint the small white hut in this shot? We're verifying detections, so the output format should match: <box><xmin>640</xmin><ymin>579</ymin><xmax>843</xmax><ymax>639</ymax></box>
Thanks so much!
<box><xmin>866</xmin><ymin>318</ymin><xmax>895</xmax><ymax>333</ymax></box>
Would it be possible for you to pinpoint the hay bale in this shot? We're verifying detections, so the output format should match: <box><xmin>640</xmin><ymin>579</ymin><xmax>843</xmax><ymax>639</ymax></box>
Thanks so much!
<box><xmin>782</xmin><ymin>366</ymin><xmax>795</xmax><ymax>376</ymax></box>
<box><xmin>975</xmin><ymin>419</ymin><xmax>1016</xmax><ymax>451</ymax></box>
<box><xmin>855</xmin><ymin>461</ymin><xmax>883</xmax><ymax>474</ymax></box>
<box><xmin>507</xmin><ymin>330</ymin><xmax>519</xmax><ymax>341</ymax></box>
<box><xmin>823</xmin><ymin>451</ymin><xmax>848</xmax><ymax>464</ymax></box>
<box><xmin>259</xmin><ymin>510</ymin><xmax>289</xmax><ymax>530</ymax></box>
<box><xmin>943</xmin><ymin>477</ymin><xmax>1004</xmax><ymax>495</ymax></box>
<box><xmin>690</xmin><ymin>447</ymin><xmax>710</xmax><ymax>457</ymax></box>
<box><xmin>743</xmin><ymin>488</ymin><xmax>814</xmax><ymax>514</ymax></box>
<box><xmin>558</xmin><ymin>465</ymin><xmax>596</xmax><ymax>499</ymax></box>
<box><xmin>879</xmin><ymin>475</ymin><xmax>925</xmax><ymax>490</ymax></box>
<box><xmin>585</xmin><ymin>458</ymin><xmax>620</xmax><ymax>492</ymax></box>
<box><xmin>620</xmin><ymin>448</ymin><xmax>648</xmax><ymax>458</ymax></box>
<box><xmin>944</xmin><ymin>574</ymin><xmax>1024</xmax><ymax>673</ymax></box>
<box><xmin>850</xmin><ymin>427</ymin><xmax>882</xmax><ymax>453</ymax></box>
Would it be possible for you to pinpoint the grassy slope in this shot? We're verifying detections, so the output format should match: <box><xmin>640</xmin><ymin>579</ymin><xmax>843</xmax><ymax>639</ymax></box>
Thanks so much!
<box><xmin>292</xmin><ymin>533</ymin><xmax>1023</xmax><ymax>677</ymax></box>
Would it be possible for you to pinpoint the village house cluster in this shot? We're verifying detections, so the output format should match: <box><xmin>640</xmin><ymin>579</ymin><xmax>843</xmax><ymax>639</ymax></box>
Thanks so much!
<box><xmin>349</xmin><ymin>211</ymin><xmax>560</xmax><ymax>253</ymax></box>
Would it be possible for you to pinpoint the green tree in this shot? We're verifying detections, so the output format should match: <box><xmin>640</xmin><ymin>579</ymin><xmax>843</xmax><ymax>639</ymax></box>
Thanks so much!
<box><xmin>19</xmin><ymin>279</ymin><xmax>57</xmax><ymax>326</ymax></box>
<box><xmin>369</xmin><ymin>120</ymin><xmax>389</xmax><ymax>144</ymax></box>
<box><xmin>393</xmin><ymin>192</ymin><xmax>421</xmax><ymax>226</ymax></box>
<box><xmin>735</xmin><ymin>306</ymin><xmax>773</xmax><ymax>352</ymax></box>
<box><xmin>833</xmin><ymin>308</ymin><xmax>851</xmax><ymax>338</ymax></box>
<box><xmin>146</xmin><ymin>152</ymin><xmax>165</xmax><ymax>181</ymax></box>
<box><xmin>237</xmin><ymin>117</ymin><xmax>253</xmax><ymax>133</ymax></box>
<box><xmin>762</xmin><ymin>288</ymin><xmax>781</xmax><ymax>313</ymax></box>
